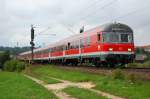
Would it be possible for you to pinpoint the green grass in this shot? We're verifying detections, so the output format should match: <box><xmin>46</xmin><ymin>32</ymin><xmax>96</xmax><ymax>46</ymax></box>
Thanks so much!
<box><xmin>24</xmin><ymin>66</ymin><xmax>61</xmax><ymax>84</ymax></box>
<box><xmin>29</xmin><ymin>65</ymin><xmax>150</xmax><ymax>99</ymax></box>
<box><xmin>32</xmin><ymin>65</ymin><xmax>98</xmax><ymax>82</ymax></box>
<box><xmin>63</xmin><ymin>87</ymin><xmax>108</xmax><ymax>99</ymax></box>
<box><xmin>0</xmin><ymin>72</ymin><xmax>57</xmax><ymax>99</ymax></box>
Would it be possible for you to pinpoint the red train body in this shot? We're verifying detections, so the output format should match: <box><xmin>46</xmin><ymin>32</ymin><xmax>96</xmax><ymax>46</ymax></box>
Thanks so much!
<box><xmin>19</xmin><ymin>23</ymin><xmax>135</xmax><ymax>67</ymax></box>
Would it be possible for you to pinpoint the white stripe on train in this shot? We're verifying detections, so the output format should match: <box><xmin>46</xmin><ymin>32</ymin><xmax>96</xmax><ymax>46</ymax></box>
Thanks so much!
<box><xmin>33</xmin><ymin>51</ymin><xmax>134</xmax><ymax>60</ymax></box>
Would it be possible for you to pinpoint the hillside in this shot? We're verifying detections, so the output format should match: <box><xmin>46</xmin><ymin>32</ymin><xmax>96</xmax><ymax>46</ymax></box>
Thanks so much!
<box><xmin>0</xmin><ymin>46</ymin><xmax>30</xmax><ymax>55</ymax></box>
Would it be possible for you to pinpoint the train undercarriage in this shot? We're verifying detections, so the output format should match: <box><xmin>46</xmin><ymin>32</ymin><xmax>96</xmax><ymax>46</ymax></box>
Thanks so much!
<box><xmin>29</xmin><ymin>53</ymin><xmax>135</xmax><ymax>68</ymax></box>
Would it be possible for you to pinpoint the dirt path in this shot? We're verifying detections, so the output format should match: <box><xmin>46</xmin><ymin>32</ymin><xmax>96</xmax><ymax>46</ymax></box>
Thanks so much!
<box><xmin>24</xmin><ymin>75</ymin><xmax>76</xmax><ymax>99</ymax></box>
<box><xmin>24</xmin><ymin>75</ymin><xmax>124</xmax><ymax>99</ymax></box>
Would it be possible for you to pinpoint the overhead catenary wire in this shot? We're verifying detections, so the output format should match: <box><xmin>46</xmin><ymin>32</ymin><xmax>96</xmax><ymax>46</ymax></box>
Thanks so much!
<box><xmin>35</xmin><ymin>27</ymin><xmax>51</xmax><ymax>36</ymax></box>
<box><xmin>34</xmin><ymin>26</ymin><xmax>57</xmax><ymax>38</ymax></box>
<box><xmin>60</xmin><ymin>22</ymin><xmax>77</xmax><ymax>34</ymax></box>
<box><xmin>76</xmin><ymin>0</ymin><xmax>105</xmax><ymax>16</ymax></box>
<box><xmin>113</xmin><ymin>5</ymin><xmax>150</xmax><ymax>21</ymax></box>
<box><xmin>37</xmin><ymin>1</ymin><xmax>150</xmax><ymax>37</ymax></box>
<box><xmin>85</xmin><ymin>4</ymin><xmax>150</xmax><ymax>25</ymax></box>
<box><xmin>33</xmin><ymin>25</ymin><xmax>57</xmax><ymax>48</ymax></box>
<box><xmin>78</xmin><ymin>3</ymin><xmax>150</xmax><ymax>30</ymax></box>
<box><xmin>109</xmin><ymin>4</ymin><xmax>150</xmax><ymax>29</ymax></box>
<box><xmin>75</xmin><ymin>0</ymin><xmax>150</xmax><ymax>30</ymax></box>
<box><xmin>78</xmin><ymin>0</ymin><xmax>118</xmax><ymax>22</ymax></box>
<box><xmin>36</xmin><ymin>0</ymin><xmax>117</xmax><ymax>36</ymax></box>
<box><xmin>64</xmin><ymin>0</ymin><xmax>118</xmax><ymax>33</ymax></box>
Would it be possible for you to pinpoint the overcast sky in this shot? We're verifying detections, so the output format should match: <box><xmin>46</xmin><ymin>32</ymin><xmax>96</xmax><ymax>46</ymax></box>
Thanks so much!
<box><xmin>0</xmin><ymin>0</ymin><xmax>150</xmax><ymax>47</ymax></box>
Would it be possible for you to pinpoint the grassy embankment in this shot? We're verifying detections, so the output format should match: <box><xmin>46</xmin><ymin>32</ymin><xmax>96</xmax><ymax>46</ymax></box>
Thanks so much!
<box><xmin>28</xmin><ymin>65</ymin><xmax>150</xmax><ymax>99</ymax></box>
<box><xmin>0</xmin><ymin>72</ymin><xmax>57</xmax><ymax>99</ymax></box>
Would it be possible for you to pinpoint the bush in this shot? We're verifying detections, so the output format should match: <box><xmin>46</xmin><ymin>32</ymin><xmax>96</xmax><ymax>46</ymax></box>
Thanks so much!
<box><xmin>0</xmin><ymin>51</ymin><xmax>10</xmax><ymax>69</ymax></box>
<box><xmin>112</xmin><ymin>69</ymin><xmax>125</xmax><ymax>80</ymax></box>
<box><xmin>4</xmin><ymin>60</ymin><xmax>18</xmax><ymax>72</ymax></box>
<box><xmin>16</xmin><ymin>62</ymin><xmax>26</xmax><ymax>72</ymax></box>
<box><xmin>4</xmin><ymin>60</ymin><xmax>27</xmax><ymax>72</ymax></box>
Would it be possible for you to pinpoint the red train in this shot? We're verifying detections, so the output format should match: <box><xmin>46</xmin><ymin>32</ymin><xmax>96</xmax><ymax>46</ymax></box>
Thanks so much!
<box><xmin>19</xmin><ymin>22</ymin><xmax>135</xmax><ymax>67</ymax></box>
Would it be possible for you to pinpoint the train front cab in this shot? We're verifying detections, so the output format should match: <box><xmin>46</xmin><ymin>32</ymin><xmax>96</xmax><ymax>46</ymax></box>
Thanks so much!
<box><xmin>97</xmin><ymin>23</ymin><xmax>135</xmax><ymax>66</ymax></box>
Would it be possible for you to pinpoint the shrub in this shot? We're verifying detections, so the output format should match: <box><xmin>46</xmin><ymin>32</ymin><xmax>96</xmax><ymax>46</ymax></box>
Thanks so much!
<box><xmin>4</xmin><ymin>60</ymin><xmax>18</xmax><ymax>72</ymax></box>
<box><xmin>0</xmin><ymin>51</ymin><xmax>10</xmax><ymax>69</ymax></box>
<box><xmin>112</xmin><ymin>69</ymin><xmax>125</xmax><ymax>80</ymax></box>
<box><xmin>16</xmin><ymin>62</ymin><xmax>26</xmax><ymax>72</ymax></box>
<box><xmin>4</xmin><ymin>60</ymin><xmax>27</xmax><ymax>72</ymax></box>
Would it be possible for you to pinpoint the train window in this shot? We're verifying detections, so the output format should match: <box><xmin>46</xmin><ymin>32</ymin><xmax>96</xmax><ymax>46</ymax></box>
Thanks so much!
<box><xmin>57</xmin><ymin>47</ymin><xmax>59</xmax><ymax>51</ymax></box>
<box><xmin>97</xmin><ymin>34</ymin><xmax>101</xmax><ymax>42</ymax></box>
<box><xmin>102</xmin><ymin>33</ymin><xmax>110</xmax><ymax>42</ymax></box>
<box><xmin>102</xmin><ymin>32</ymin><xmax>133</xmax><ymax>43</ymax></box>
<box><xmin>120</xmin><ymin>34</ymin><xmax>128</xmax><ymax>42</ymax></box>
<box><xmin>80</xmin><ymin>39</ymin><xmax>84</xmax><ymax>48</ymax></box>
<box><xmin>68</xmin><ymin>42</ymin><xmax>70</xmax><ymax>49</ymax></box>
<box><xmin>54</xmin><ymin>47</ymin><xmax>56</xmax><ymax>51</ymax></box>
<box><xmin>110</xmin><ymin>33</ymin><xmax>119</xmax><ymax>43</ymax></box>
<box><xmin>76</xmin><ymin>41</ymin><xmax>79</xmax><ymax>48</ymax></box>
<box><xmin>87</xmin><ymin>36</ymin><xmax>90</xmax><ymax>46</ymax></box>
<box><xmin>128</xmin><ymin>34</ymin><xmax>133</xmax><ymax>42</ymax></box>
<box><xmin>71</xmin><ymin>41</ymin><xmax>75</xmax><ymax>49</ymax></box>
<box><xmin>103</xmin><ymin>33</ymin><xmax>119</xmax><ymax>43</ymax></box>
<box><xmin>61</xmin><ymin>47</ymin><xmax>63</xmax><ymax>51</ymax></box>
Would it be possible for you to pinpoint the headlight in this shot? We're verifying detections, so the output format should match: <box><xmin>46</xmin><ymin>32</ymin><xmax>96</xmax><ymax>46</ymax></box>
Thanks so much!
<box><xmin>109</xmin><ymin>48</ymin><xmax>113</xmax><ymax>51</ymax></box>
<box><xmin>128</xmin><ymin>48</ymin><xmax>131</xmax><ymax>51</ymax></box>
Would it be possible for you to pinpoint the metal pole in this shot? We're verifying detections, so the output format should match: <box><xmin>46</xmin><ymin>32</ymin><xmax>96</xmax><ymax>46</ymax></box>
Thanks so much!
<box><xmin>30</xmin><ymin>25</ymin><xmax>35</xmax><ymax>64</ymax></box>
<box><xmin>31</xmin><ymin>46</ymin><xmax>34</xmax><ymax>63</ymax></box>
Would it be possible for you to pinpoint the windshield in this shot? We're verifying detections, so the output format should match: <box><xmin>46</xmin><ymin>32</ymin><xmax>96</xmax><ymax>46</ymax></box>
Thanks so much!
<box><xmin>102</xmin><ymin>32</ymin><xmax>133</xmax><ymax>43</ymax></box>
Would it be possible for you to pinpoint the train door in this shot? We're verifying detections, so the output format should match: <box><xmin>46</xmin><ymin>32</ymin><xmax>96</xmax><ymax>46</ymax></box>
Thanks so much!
<box><xmin>80</xmin><ymin>38</ymin><xmax>84</xmax><ymax>54</ymax></box>
<box><xmin>97</xmin><ymin>32</ymin><xmax>102</xmax><ymax>51</ymax></box>
<box><xmin>63</xmin><ymin>46</ymin><xmax>65</xmax><ymax>57</ymax></box>
<box><xmin>79</xmin><ymin>38</ymin><xmax>81</xmax><ymax>55</ymax></box>
<box><xmin>97</xmin><ymin>32</ymin><xmax>101</xmax><ymax>43</ymax></box>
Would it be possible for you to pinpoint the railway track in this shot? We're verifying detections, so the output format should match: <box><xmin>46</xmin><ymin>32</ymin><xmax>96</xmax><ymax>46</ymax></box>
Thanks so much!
<box><xmin>33</xmin><ymin>63</ymin><xmax>150</xmax><ymax>80</ymax></box>
<box><xmin>123</xmin><ymin>67</ymin><xmax>150</xmax><ymax>72</ymax></box>
<box><xmin>58</xmin><ymin>65</ymin><xmax>150</xmax><ymax>72</ymax></box>
<box><xmin>56</xmin><ymin>65</ymin><xmax>150</xmax><ymax>81</ymax></box>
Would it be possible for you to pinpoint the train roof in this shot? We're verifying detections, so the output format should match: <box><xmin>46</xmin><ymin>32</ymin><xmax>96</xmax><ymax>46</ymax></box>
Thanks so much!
<box><xmin>103</xmin><ymin>22</ymin><xmax>133</xmax><ymax>32</ymax></box>
<box><xmin>86</xmin><ymin>22</ymin><xmax>133</xmax><ymax>33</ymax></box>
<box><xmin>19</xmin><ymin>47</ymin><xmax>50</xmax><ymax>55</ymax></box>
<box><xmin>47</xmin><ymin>22</ymin><xmax>133</xmax><ymax>46</ymax></box>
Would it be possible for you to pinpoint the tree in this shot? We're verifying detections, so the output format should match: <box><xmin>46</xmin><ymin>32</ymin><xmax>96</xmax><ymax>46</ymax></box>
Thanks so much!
<box><xmin>0</xmin><ymin>46</ymin><xmax>31</xmax><ymax>55</ymax></box>
<box><xmin>0</xmin><ymin>51</ymin><xmax>10</xmax><ymax>69</ymax></box>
